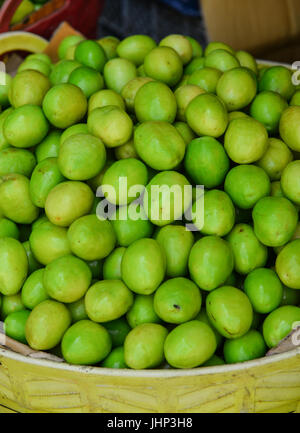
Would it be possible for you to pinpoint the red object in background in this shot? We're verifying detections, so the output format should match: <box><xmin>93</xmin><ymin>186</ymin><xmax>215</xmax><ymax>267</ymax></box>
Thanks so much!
<box><xmin>0</xmin><ymin>0</ymin><xmax>105</xmax><ymax>39</ymax></box>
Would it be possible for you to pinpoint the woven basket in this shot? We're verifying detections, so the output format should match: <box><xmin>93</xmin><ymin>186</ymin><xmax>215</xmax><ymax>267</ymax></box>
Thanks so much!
<box><xmin>0</xmin><ymin>346</ymin><xmax>299</xmax><ymax>413</ymax></box>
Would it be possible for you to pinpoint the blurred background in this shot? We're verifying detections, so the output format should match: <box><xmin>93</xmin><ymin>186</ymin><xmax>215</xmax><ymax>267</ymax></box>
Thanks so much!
<box><xmin>97</xmin><ymin>0</ymin><xmax>207</xmax><ymax>46</ymax></box>
<box><xmin>0</xmin><ymin>0</ymin><xmax>300</xmax><ymax>63</ymax></box>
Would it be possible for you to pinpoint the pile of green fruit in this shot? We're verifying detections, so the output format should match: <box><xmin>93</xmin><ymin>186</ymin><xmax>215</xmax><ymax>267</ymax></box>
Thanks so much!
<box><xmin>0</xmin><ymin>33</ymin><xmax>300</xmax><ymax>370</ymax></box>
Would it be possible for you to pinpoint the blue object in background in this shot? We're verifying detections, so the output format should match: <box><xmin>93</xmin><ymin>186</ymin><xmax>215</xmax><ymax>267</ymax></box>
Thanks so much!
<box><xmin>158</xmin><ymin>0</ymin><xmax>200</xmax><ymax>16</ymax></box>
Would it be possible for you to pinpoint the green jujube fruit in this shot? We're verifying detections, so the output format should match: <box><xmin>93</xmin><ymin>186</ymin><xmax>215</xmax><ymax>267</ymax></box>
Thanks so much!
<box><xmin>223</xmin><ymin>330</ymin><xmax>267</xmax><ymax>364</ymax></box>
<box><xmin>226</xmin><ymin>224</ymin><xmax>268</xmax><ymax>275</ymax></box>
<box><xmin>155</xmin><ymin>225</ymin><xmax>194</xmax><ymax>278</ymax></box>
<box><xmin>244</xmin><ymin>268</ymin><xmax>283</xmax><ymax>313</ymax></box>
<box><xmin>258</xmin><ymin>66</ymin><xmax>294</xmax><ymax>100</ymax></box>
<box><xmin>202</xmin><ymin>354</ymin><xmax>225</xmax><ymax>367</ymax></box>
<box><xmin>103</xmin><ymin>58</ymin><xmax>137</xmax><ymax>94</ymax></box>
<box><xmin>87</xmin><ymin>259</ymin><xmax>103</xmax><ymax>279</ymax></box>
<box><xmin>61</xmin><ymin>320</ymin><xmax>112</xmax><ymax>365</ymax></box>
<box><xmin>195</xmin><ymin>308</ymin><xmax>223</xmax><ymax>348</ymax></box>
<box><xmin>58</xmin><ymin>35</ymin><xmax>85</xmax><ymax>59</ymax></box>
<box><xmin>49</xmin><ymin>59</ymin><xmax>81</xmax><ymax>85</ymax></box>
<box><xmin>185</xmin><ymin>93</ymin><xmax>228</xmax><ymax>138</ymax></box>
<box><xmin>124</xmin><ymin>323</ymin><xmax>168</xmax><ymax>369</ymax></box>
<box><xmin>0</xmin><ymin>174</ymin><xmax>39</xmax><ymax>224</ymax></box>
<box><xmin>88</xmin><ymin>89</ymin><xmax>125</xmax><ymax>114</ymax></box>
<box><xmin>224</xmin><ymin>165</ymin><xmax>271</xmax><ymax>209</ymax></box>
<box><xmin>134</xmin><ymin>81</ymin><xmax>177</xmax><ymax>123</ymax></box>
<box><xmin>121</xmin><ymin>77</ymin><xmax>154</xmax><ymax>113</ymax></box>
<box><xmin>0</xmin><ymin>108</ymin><xmax>14</xmax><ymax>151</ymax></box>
<box><xmin>280</xmin><ymin>285</ymin><xmax>300</xmax><ymax>306</ymax></box>
<box><xmin>160</xmin><ymin>34</ymin><xmax>193</xmax><ymax>65</ymax></box>
<box><xmin>224</xmin><ymin>117</ymin><xmax>269</xmax><ymax>164</ymax></box>
<box><xmin>10</xmin><ymin>70</ymin><xmax>50</xmax><ymax>108</ymax></box>
<box><xmin>1</xmin><ymin>294</ymin><xmax>25</xmax><ymax>319</ymax></box>
<box><xmin>74</xmin><ymin>40</ymin><xmax>107</xmax><ymax>72</ymax></box>
<box><xmin>279</xmin><ymin>106</ymin><xmax>300</xmax><ymax>152</ymax></box>
<box><xmin>281</xmin><ymin>160</ymin><xmax>300</xmax><ymax>205</ymax></box>
<box><xmin>263</xmin><ymin>305</ymin><xmax>300</xmax><ymax>348</ymax></box>
<box><xmin>252</xmin><ymin>196</ymin><xmax>298</xmax><ymax>247</ymax></box>
<box><xmin>97</xmin><ymin>36</ymin><xmax>120</xmax><ymax>61</ymax></box>
<box><xmin>67</xmin><ymin>297</ymin><xmax>88</xmax><ymax>323</ymax></box>
<box><xmin>102</xmin><ymin>318</ymin><xmax>131</xmax><ymax>348</ymax></box>
<box><xmin>18</xmin><ymin>58</ymin><xmax>50</xmax><ymax>76</ymax></box>
<box><xmin>98</xmin><ymin>36</ymin><xmax>119</xmax><ymax>56</ymax></box>
<box><xmin>29</xmin><ymin>158</ymin><xmax>65</xmax><ymax>208</ymax></box>
<box><xmin>45</xmin><ymin>181</ymin><xmax>94</xmax><ymax>227</ymax></box>
<box><xmin>101</xmin><ymin>158</ymin><xmax>148</xmax><ymax>205</ymax></box>
<box><xmin>216</xmin><ymin>67</ymin><xmax>257</xmax><ymax>111</ymax></box>
<box><xmin>204</xmin><ymin>49</ymin><xmax>239</xmax><ymax>72</ymax></box>
<box><xmin>25</xmin><ymin>300</ymin><xmax>71</xmax><ymax>350</ymax></box>
<box><xmin>206</xmin><ymin>286</ymin><xmax>253</xmax><ymax>339</ymax></box>
<box><xmin>270</xmin><ymin>181</ymin><xmax>285</xmax><ymax>198</ymax></box>
<box><xmin>184</xmin><ymin>137</ymin><xmax>230</xmax><ymax>189</ymax></box>
<box><xmin>121</xmin><ymin>238</ymin><xmax>166</xmax><ymax>295</ymax></box>
<box><xmin>43</xmin><ymin>84</ymin><xmax>87</xmax><ymax>129</ymax></box>
<box><xmin>85</xmin><ymin>280</ymin><xmax>133</xmax><ymax>322</ymax></box>
<box><xmin>114</xmin><ymin>138</ymin><xmax>139</xmax><ymax>159</ymax></box>
<box><xmin>101</xmin><ymin>346</ymin><xmax>127</xmax><ymax>369</ymax></box>
<box><xmin>110</xmin><ymin>205</ymin><xmax>153</xmax><ymax>247</ymax></box>
<box><xmin>143</xmin><ymin>171</ymin><xmax>192</xmax><ymax>226</ymax></box>
<box><xmin>88</xmin><ymin>106</ymin><xmax>133</xmax><ymax>148</ymax></box>
<box><xmin>21</xmin><ymin>269</ymin><xmax>50</xmax><ymax>310</ymax></box>
<box><xmin>3</xmin><ymin>105</ymin><xmax>49</xmax><ymax>148</ymax></box>
<box><xmin>126</xmin><ymin>294</ymin><xmax>161</xmax><ymax>328</ymax></box>
<box><xmin>0</xmin><ymin>218</ymin><xmax>19</xmax><ymax>239</ymax></box>
<box><xmin>0</xmin><ymin>148</ymin><xmax>36</xmax><ymax>177</ymax></box>
<box><xmin>103</xmin><ymin>247</ymin><xmax>126</xmax><ymax>280</ymax></box>
<box><xmin>67</xmin><ymin>215</ymin><xmax>116</xmax><ymax>261</ymax></box>
<box><xmin>276</xmin><ymin>240</ymin><xmax>300</xmax><ymax>289</ymax></box>
<box><xmin>164</xmin><ymin>320</ymin><xmax>217</xmax><ymax>369</ymax></box>
<box><xmin>174</xmin><ymin>84</ymin><xmax>205</xmax><ymax>122</ymax></box>
<box><xmin>0</xmin><ymin>238</ymin><xmax>28</xmax><ymax>295</ymax></box>
<box><xmin>187</xmin><ymin>67</ymin><xmax>221</xmax><ymax>93</ymax></box>
<box><xmin>197</xmin><ymin>190</ymin><xmax>235</xmax><ymax>236</ymax></box>
<box><xmin>4</xmin><ymin>309</ymin><xmax>30</xmax><ymax>344</ymax></box>
<box><xmin>29</xmin><ymin>221</ymin><xmax>71</xmax><ymax>265</ymax></box>
<box><xmin>154</xmin><ymin>277</ymin><xmax>202</xmax><ymax>324</ymax></box>
<box><xmin>68</xmin><ymin>66</ymin><xmax>104</xmax><ymax>99</ymax></box>
<box><xmin>143</xmin><ymin>46</ymin><xmax>183</xmax><ymax>87</ymax></box>
<box><xmin>184</xmin><ymin>56</ymin><xmax>205</xmax><ymax>74</ymax></box>
<box><xmin>290</xmin><ymin>90</ymin><xmax>300</xmax><ymax>106</ymax></box>
<box><xmin>35</xmin><ymin>130</ymin><xmax>61</xmax><ymax>163</ymax></box>
<box><xmin>22</xmin><ymin>240</ymin><xmax>42</xmax><ymax>274</ymax></box>
<box><xmin>235</xmin><ymin>50</ymin><xmax>258</xmax><ymax>74</ymax></box>
<box><xmin>60</xmin><ymin>124</ymin><xmax>89</xmax><ymax>145</ymax></box>
<box><xmin>134</xmin><ymin>121</ymin><xmax>186</xmax><ymax>171</ymax></box>
<box><xmin>204</xmin><ymin>41</ymin><xmax>235</xmax><ymax>56</ymax></box>
<box><xmin>250</xmin><ymin>91</ymin><xmax>288</xmax><ymax>134</ymax></box>
<box><xmin>58</xmin><ymin>134</ymin><xmax>106</xmax><ymax>181</ymax></box>
<box><xmin>256</xmin><ymin>138</ymin><xmax>293</xmax><ymax>181</ymax></box>
<box><xmin>185</xmin><ymin>36</ymin><xmax>203</xmax><ymax>58</ymax></box>
<box><xmin>188</xmin><ymin>236</ymin><xmax>234</xmax><ymax>291</ymax></box>
<box><xmin>44</xmin><ymin>255</ymin><xmax>92</xmax><ymax>303</ymax></box>
<box><xmin>117</xmin><ymin>35</ymin><xmax>157</xmax><ymax>66</ymax></box>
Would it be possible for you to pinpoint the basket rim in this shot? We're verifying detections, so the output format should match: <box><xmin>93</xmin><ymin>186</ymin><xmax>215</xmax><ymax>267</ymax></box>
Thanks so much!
<box><xmin>1</xmin><ymin>346</ymin><xmax>299</xmax><ymax>378</ymax></box>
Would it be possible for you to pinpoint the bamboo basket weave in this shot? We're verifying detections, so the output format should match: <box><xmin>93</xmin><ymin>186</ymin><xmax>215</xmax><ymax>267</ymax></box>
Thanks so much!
<box><xmin>0</xmin><ymin>346</ymin><xmax>299</xmax><ymax>413</ymax></box>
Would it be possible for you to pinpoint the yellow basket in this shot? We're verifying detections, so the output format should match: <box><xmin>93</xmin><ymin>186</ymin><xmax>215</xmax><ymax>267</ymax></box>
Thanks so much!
<box><xmin>0</xmin><ymin>346</ymin><xmax>299</xmax><ymax>413</ymax></box>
